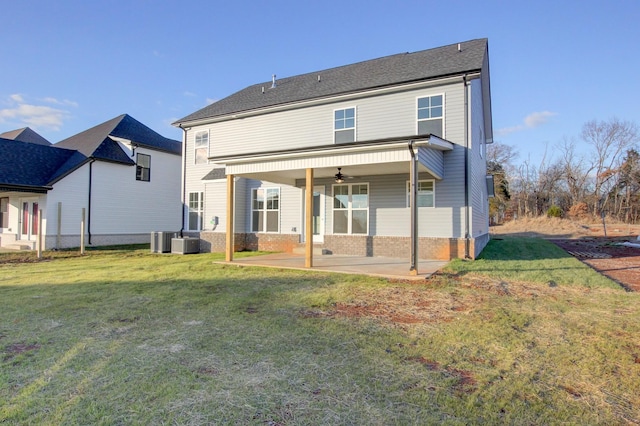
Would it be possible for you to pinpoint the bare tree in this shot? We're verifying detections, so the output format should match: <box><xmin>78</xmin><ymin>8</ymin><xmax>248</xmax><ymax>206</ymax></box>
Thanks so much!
<box><xmin>581</xmin><ymin>118</ymin><xmax>639</xmax><ymax>216</ymax></box>
<box><xmin>558</xmin><ymin>137</ymin><xmax>592</xmax><ymax>209</ymax></box>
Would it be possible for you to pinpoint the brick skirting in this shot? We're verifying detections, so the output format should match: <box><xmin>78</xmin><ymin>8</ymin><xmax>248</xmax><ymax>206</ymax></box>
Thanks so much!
<box><xmin>323</xmin><ymin>235</ymin><xmax>482</xmax><ymax>260</ymax></box>
<box><xmin>196</xmin><ymin>232</ymin><xmax>487</xmax><ymax>260</ymax></box>
<box><xmin>198</xmin><ymin>232</ymin><xmax>300</xmax><ymax>253</ymax></box>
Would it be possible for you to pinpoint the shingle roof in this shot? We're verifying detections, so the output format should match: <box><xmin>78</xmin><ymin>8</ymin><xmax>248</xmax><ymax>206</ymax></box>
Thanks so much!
<box><xmin>0</xmin><ymin>127</ymin><xmax>51</xmax><ymax>145</ymax></box>
<box><xmin>0</xmin><ymin>137</ymin><xmax>87</xmax><ymax>191</ymax></box>
<box><xmin>56</xmin><ymin>114</ymin><xmax>181</xmax><ymax>164</ymax></box>
<box><xmin>174</xmin><ymin>38</ymin><xmax>488</xmax><ymax>124</ymax></box>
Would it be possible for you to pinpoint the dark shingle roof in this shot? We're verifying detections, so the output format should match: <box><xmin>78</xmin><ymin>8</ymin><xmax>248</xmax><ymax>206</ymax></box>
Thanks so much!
<box><xmin>0</xmin><ymin>137</ymin><xmax>87</xmax><ymax>191</ymax></box>
<box><xmin>0</xmin><ymin>127</ymin><xmax>51</xmax><ymax>145</ymax></box>
<box><xmin>175</xmin><ymin>38</ymin><xmax>488</xmax><ymax>124</ymax></box>
<box><xmin>56</xmin><ymin>114</ymin><xmax>181</xmax><ymax>164</ymax></box>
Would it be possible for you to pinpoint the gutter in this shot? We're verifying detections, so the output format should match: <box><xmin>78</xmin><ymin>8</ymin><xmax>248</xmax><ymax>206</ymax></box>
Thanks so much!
<box><xmin>408</xmin><ymin>140</ymin><xmax>418</xmax><ymax>274</ymax></box>
<box><xmin>88</xmin><ymin>159</ymin><xmax>95</xmax><ymax>245</ymax></box>
<box><xmin>463</xmin><ymin>75</ymin><xmax>470</xmax><ymax>259</ymax></box>
<box><xmin>178</xmin><ymin>124</ymin><xmax>189</xmax><ymax>237</ymax></box>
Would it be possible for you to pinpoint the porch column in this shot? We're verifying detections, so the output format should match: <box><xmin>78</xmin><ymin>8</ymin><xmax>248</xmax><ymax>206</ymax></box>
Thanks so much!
<box><xmin>409</xmin><ymin>141</ymin><xmax>418</xmax><ymax>275</ymax></box>
<box><xmin>305</xmin><ymin>168</ymin><xmax>314</xmax><ymax>268</ymax></box>
<box><xmin>226</xmin><ymin>174</ymin><xmax>235</xmax><ymax>262</ymax></box>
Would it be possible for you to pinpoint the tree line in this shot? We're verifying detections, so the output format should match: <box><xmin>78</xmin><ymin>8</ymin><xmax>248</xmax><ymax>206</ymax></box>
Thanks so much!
<box><xmin>488</xmin><ymin>118</ymin><xmax>640</xmax><ymax>224</ymax></box>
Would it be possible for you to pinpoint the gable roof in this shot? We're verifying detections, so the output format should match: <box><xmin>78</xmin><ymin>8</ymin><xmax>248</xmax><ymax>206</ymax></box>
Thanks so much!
<box><xmin>56</xmin><ymin>114</ymin><xmax>181</xmax><ymax>165</ymax></box>
<box><xmin>0</xmin><ymin>127</ymin><xmax>51</xmax><ymax>145</ymax></box>
<box><xmin>175</xmin><ymin>38</ymin><xmax>488</xmax><ymax>125</ymax></box>
<box><xmin>0</xmin><ymin>138</ymin><xmax>87</xmax><ymax>192</ymax></box>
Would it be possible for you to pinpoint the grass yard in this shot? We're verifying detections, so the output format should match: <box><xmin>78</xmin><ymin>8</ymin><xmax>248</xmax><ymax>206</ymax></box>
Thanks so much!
<box><xmin>1</xmin><ymin>239</ymin><xmax>639</xmax><ymax>424</ymax></box>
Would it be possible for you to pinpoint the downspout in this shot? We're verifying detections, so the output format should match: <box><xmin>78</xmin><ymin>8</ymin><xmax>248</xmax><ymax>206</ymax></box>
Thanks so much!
<box><xmin>463</xmin><ymin>74</ymin><xmax>471</xmax><ymax>259</ymax></box>
<box><xmin>88</xmin><ymin>158</ymin><xmax>95</xmax><ymax>245</ymax></box>
<box><xmin>178</xmin><ymin>124</ymin><xmax>188</xmax><ymax>237</ymax></box>
<box><xmin>408</xmin><ymin>140</ymin><xmax>418</xmax><ymax>274</ymax></box>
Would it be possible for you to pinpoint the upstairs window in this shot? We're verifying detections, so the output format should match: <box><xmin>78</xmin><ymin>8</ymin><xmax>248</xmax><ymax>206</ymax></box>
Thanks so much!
<box><xmin>334</xmin><ymin>107</ymin><xmax>356</xmax><ymax>143</ymax></box>
<box><xmin>136</xmin><ymin>153</ymin><xmax>150</xmax><ymax>181</ymax></box>
<box><xmin>417</xmin><ymin>95</ymin><xmax>443</xmax><ymax>137</ymax></box>
<box><xmin>195</xmin><ymin>131</ymin><xmax>209</xmax><ymax>164</ymax></box>
<box><xmin>252</xmin><ymin>188</ymin><xmax>280</xmax><ymax>233</ymax></box>
<box><xmin>406</xmin><ymin>180</ymin><xmax>435</xmax><ymax>207</ymax></box>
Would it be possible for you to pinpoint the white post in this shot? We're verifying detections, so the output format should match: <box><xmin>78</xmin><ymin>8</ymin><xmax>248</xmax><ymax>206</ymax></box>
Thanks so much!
<box><xmin>57</xmin><ymin>202</ymin><xmax>62</xmax><ymax>250</ymax></box>
<box><xmin>80</xmin><ymin>208</ymin><xmax>85</xmax><ymax>255</ymax></box>
<box><xmin>37</xmin><ymin>209</ymin><xmax>43</xmax><ymax>259</ymax></box>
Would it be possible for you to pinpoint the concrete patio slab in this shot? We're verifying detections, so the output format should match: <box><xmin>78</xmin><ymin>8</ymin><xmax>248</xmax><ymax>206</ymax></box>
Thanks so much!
<box><xmin>216</xmin><ymin>253</ymin><xmax>448</xmax><ymax>280</ymax></box>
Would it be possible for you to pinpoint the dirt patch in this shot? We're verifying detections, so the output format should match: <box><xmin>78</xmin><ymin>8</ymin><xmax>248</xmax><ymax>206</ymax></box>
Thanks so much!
<box><xmin>490</xmin><ymin>217</ymin><xmax>640</xmax><ymax>239</ymax></box>
<box><xmin>551</xmin><ymin>238</ymin><xmax>640</xmax><ymax>292</ymax></box>
<box><xmin>3</xmin><ymin>343</ymin><xmax>41</xmax><ymax>360</ymax></box>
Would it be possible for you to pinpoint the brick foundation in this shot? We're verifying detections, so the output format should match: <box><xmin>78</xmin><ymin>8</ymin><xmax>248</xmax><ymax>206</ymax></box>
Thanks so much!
<box><xmin>198</xmin><ymin>232</ymin><xmax>300</xmax><ymax>253</ymax></box>
<box><xmin>323</xmin><ymin>234</ymin><xmax>484</xmax><ymax>260</ymax></box>
<box><xmin>196</xmin><ymin>232</ymin><xmax>488</xmax><ymax>260</ymax></box>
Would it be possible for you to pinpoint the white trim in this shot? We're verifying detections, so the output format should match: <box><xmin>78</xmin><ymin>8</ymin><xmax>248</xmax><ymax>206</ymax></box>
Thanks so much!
<box><xmin>194</xmin><ymin>130</ymin><xmax>209</xmax><ymax>165</ymax></box>
<box><xmin>331</xmin><ymin>182</ymin><xmax>369</xmax><ymax>235</ymax></box>
<box><xmin>406</xmin><ymin>179</ymin><xmax>435</xmax><ymax>208</ymax></box>
<box><xmin>416</xmin><ymin>93</ymin><xmax>445</xmax><ymax>139</ymax></box>
<box><xmin>333</xmin><ymin>106</ymin><xmax>357</xmax><ymax>144</ymax></box>
<box><xmin>251</xmin><ymin>187</ymin><xmax>280</xmax><ymax>233</ymax></box>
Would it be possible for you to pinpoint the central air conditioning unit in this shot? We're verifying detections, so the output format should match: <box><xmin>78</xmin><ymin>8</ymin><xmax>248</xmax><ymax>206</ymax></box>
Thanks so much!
<box><xmin>151</xmin><ymin>231</ymin><xmax>176</xmax><ymax>253</ymax></box>
<box><xmin>171</xmin><ymin>237</ymin><xmax>200</xmax><ymax>254</ymax></box>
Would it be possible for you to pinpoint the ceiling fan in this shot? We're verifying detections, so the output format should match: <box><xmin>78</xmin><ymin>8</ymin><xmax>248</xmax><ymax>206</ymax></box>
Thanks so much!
<box><xmin>334</xmin><ymin>167</ymin><xmax>354</xmax><ymax>183</ymax></box>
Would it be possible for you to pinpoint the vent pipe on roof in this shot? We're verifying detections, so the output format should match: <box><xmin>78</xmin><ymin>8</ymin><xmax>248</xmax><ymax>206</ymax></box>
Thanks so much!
<box><xmin>261</xmin><ymin>86</ymin><xmax>265</xmax><ymax>94</ymax></box>
<box><xmin>271</xmin><ymin>74</ymin><xmax>276</xmax><ymax>88</ymax></box>
<box><xmin>317</xmin><ymin>75</ymin><xmax>321</xmax><ymax>83</ymax></box>
<box><xmin>457</xmin><ymin>43</ymin><xmax>461</xmax><ymax>52</ymax></box>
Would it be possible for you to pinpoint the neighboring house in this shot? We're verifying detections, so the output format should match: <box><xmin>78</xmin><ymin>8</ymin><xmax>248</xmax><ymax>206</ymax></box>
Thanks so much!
<box><xmin>173</xmin><ymin>38</ymin><xmax>493</xmax><ymax>264</ymax></box>
<box><xmin>0</xmin><ymin>114</ymin><xmax>182</xmax><ymax>250</ymax></box>
<box><xmin>0</xmin><ymin>127</ymin><xmax>51</xmax><ymax>145</ymax></box>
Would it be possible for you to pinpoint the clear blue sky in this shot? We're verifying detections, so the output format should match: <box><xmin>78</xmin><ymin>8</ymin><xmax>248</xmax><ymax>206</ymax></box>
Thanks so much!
<box><xmin>2</xmin><ymin>0</ymin><xmax>638</xmax><ymax>165</ymax></box>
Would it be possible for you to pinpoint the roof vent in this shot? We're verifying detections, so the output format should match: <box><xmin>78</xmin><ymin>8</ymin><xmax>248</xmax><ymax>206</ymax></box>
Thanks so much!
<box><xmin>261</xmin><ymin>86</ymin><xmax>265</xmax><ymax>94</ymax></box>
<box><xmin>317</xmin><ymin>75</ymin><xmax>321</xmax><ymax>83</ymax></box>
<box><xmin>271</xmin><ymin>74</ymin><xmax>276</xmax><ymax>89</ymax></box>
<box><xmin>457</xmin><ymin>43</ymin><xmax>461</xmax><ymax>52</ymax></box>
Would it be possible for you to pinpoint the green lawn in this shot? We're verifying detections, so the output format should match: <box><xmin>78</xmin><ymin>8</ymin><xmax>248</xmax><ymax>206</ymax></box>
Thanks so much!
<box><xmin>1</xmin><ymin>241</ymin><xmax>639</xmax><ymax>425</ymax></box>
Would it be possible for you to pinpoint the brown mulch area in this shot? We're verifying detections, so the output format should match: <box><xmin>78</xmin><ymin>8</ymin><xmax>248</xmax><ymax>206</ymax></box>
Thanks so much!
<box><xmin>550</xmin><ymin>237</ymin><xmax>640</xmax><ymax>292</ymax></box>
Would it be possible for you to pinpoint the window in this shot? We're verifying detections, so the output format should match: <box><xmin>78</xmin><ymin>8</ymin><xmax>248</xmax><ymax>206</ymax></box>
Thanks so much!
<box><xmin>417</xmin><ymin>95</ymin><xmax>443</xmax><ymax>137</ymax></box>
<box><xmin>333</xmin><ymin>183</ymin><xmax>368</xmax><ymax>234</ymax></box>
<box><xmin>188</xmin><ymin>192</ymin><xmax>204</xmax><ymax>231</ymax></box>
<box><xmin>195</xmin><ymin>131</ymin><xmax>209</xmax><ymax>164</ymax></box>
<box><xmin>1</xmin><ymin>197</ymin><xmax>8</xmax><ymax>228</ymax></box>
<box><xmin>136</xmin><ymin>153</ymin><xmax>150</xmax><ymax>181</ymax></box>
<box><xmin>406</xmin><ymin>180</ymin><xmax>435</xmax><ymax>207</ymax></box>
<box><xmin>334</xmin><ymin>107</ymin><xmax>356</xmax><ymax>143</ymax></box>
<box><xmin>252</xmin><ymin>188</ymin><xmax>280</xmax><ymax>233</ymax></box>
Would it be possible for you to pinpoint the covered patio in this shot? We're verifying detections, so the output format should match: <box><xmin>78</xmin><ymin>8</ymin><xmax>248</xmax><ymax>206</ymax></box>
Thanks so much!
<box><xmin>215</xmin><ymin>252</ymin><xmax>448</xmax><ymax>281</ymax></box>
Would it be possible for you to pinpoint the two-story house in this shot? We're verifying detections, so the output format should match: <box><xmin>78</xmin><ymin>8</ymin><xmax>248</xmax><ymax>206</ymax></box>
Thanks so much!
<box><xmin>0</xmin><ymin>114</ymin><xmax>182</xmax><ymax>250</ymax></box>
<box><xmin>174</xmin><ymin>39</ymin><xmax>493</xmax><ymax>267</ymax></box>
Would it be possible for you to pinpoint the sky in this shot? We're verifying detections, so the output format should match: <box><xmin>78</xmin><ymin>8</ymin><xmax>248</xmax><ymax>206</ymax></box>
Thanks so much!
<box><xmin>1</xmin><ymin>0</ymin><xmax>639</xmax><ymax>166</ymax></box>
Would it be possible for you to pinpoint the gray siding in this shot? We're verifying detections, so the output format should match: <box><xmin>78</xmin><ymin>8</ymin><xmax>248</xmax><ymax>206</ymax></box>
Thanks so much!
<box><xmin>201</xmin><ymin>81</ymin><xmax>466</xmax><ymax>158</ymax></box>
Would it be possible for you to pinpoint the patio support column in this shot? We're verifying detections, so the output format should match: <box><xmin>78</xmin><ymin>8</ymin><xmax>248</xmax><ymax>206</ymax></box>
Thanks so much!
<box><xmin>305</xmin><ymin>168</ymin><xmax>314</xmax><ymax>268</ymax></box>
<box><xmin>226</xmin><ymin>174</ymin><xmax>235</xmax><ymax>262</ymax></box>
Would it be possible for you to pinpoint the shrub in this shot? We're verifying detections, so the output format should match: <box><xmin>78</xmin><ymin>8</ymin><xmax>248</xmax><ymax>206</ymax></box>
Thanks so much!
<box><xmin>568</xmin><ymin>202</ymin><xmax>589</xmax><ymax>220</ymax></box>
<box><xmin>547</xmin><ymin>205</ymin><xmax>563</xmax><ymax>218</ymax></box>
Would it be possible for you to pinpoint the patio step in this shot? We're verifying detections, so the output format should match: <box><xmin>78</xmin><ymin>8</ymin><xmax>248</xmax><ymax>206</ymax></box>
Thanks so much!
<box><xmin>292</xmin><ymin>245</ymin><xmax>331</xmax><ymax>256</ymax></box>
<box><xmin>4</xmin><ymin>243</ymin><xmax>34</xmax><ymax>251</ymax></box>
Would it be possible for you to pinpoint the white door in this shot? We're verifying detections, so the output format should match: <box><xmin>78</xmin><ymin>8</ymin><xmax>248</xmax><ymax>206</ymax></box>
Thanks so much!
<box><xmin>20</xmin><ymin>198</ymin><xmax>39</xmax><ymax>241</ymax></box>
<box><xmin>312</xmin><ymin>186</ymin><xmax>325</xmax><ymax>243</ymax></box>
